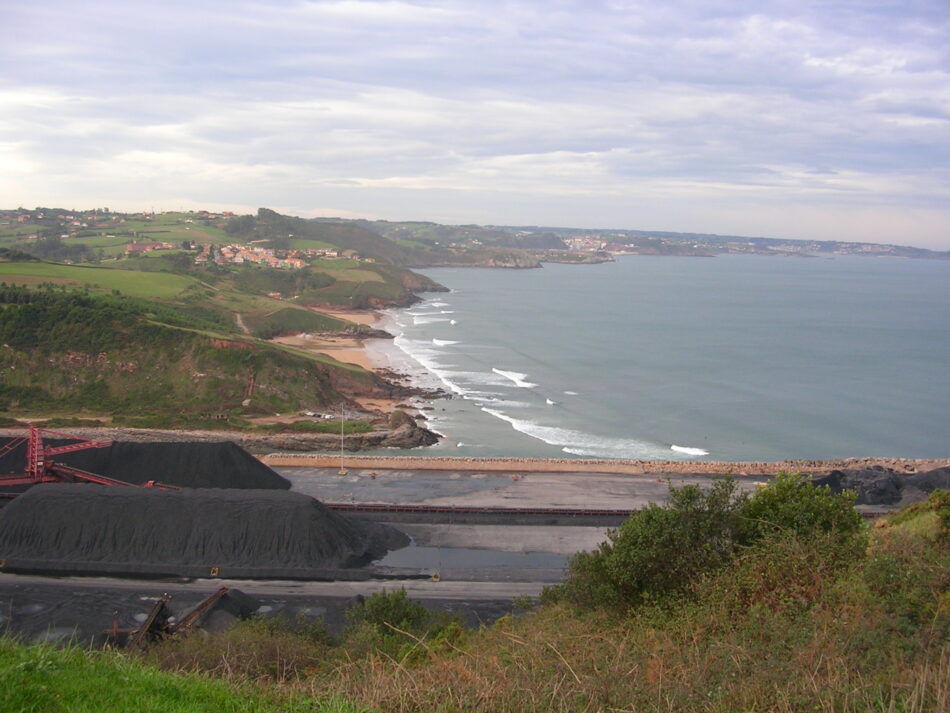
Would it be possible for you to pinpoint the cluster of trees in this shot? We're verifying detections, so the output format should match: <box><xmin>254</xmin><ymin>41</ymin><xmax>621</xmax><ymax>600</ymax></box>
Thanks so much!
<box><xmin>26</xmin><ymin>233</ymin><xmax>98</xmax><ymax>263</ymax></box>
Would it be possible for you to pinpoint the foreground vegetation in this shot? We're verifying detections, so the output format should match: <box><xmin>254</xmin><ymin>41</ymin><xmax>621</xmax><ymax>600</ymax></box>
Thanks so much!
<box><xmin>4</xmin><ymin>480</ymin><xmax>946</xmax><ymax>712</ymax></box>
<box><xmin>0</xmin><ymin>638</ymin><xmax>367</xmax><ymax>713</ymax></box>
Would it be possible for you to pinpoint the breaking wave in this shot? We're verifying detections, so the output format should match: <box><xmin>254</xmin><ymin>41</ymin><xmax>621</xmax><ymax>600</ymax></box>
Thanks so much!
<box><xmin>480</xmin><ymin>407</ymin><xmax>676</xmax><ymax>460</ymax></box>
<box><xmin>491</xmin><ymin>368</ymin><xmax>537</xmax><ymax>388</ymax></box>
<box><xmin>670</xmin><ymin>445</ymin><xmax>710</xmax><ymax>456</ymax></box>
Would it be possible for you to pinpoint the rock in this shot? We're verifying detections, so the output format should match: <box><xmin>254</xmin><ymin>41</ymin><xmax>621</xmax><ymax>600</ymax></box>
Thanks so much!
<box><xmin>812</xmin><ymin>465</ymin><xmax>950</xmax><ymax>507</ymax></box>
<box><xmin>904</xmin><ymin>466</ymin><xmax>950</xmax><ymax>492</ymax></box>
<box><xmin>378</xmin><ymin>420</ymin><xmax>440</xmax><ymax>448</ymax></box>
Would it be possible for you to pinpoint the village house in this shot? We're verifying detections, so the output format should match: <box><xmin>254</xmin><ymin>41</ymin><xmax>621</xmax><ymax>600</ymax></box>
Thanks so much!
<box><xmin>125</xmin><ymin>241</ymin><xmax>173</xmax><ymax>254</ymax></box>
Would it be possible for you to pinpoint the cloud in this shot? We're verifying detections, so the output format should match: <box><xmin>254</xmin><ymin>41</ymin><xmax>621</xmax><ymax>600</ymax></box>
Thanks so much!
<box><xmin>1</xmin><ymin>0</ymin><xmax>949</xmax><ymax>248</ymax></box>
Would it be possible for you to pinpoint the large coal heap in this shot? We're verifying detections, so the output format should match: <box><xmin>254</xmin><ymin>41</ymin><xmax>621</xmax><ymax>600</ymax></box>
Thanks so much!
<box><xmin>0</xmin><ymin>438</ymin><xmax>290</xmax><ymax>490</ymax></box>
<box><xmin>0</xmin><ymin>484</ymin><xmax>408</xmax><ymax>579</ymax></box>
<box><xmin>813</xmin><ymin>465</ymin><xmax>950</xmax><ymax>506</ymax></box>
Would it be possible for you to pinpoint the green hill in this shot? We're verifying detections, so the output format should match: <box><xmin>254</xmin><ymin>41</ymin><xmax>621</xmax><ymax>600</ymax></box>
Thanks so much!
<box><xmin>0</xmin><ymin>286</ymin><xmax>396</xmax><ymax>427</ymax></box>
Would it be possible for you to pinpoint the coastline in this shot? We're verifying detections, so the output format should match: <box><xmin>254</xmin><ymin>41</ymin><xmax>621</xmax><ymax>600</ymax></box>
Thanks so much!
<box><xmin>260</xmin><ymin>453</ymin><xmax>950</xmax><ymax>476</ymax></box>
<box><xmin>271</xmin><ymin>307</ymin><xmax>429</xmax><ymax>417</ymax></box>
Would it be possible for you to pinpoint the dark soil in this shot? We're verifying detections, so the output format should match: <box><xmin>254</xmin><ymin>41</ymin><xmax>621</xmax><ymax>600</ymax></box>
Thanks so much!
<box><xmin>0</xmin><ymin>579</ymin><xmax>515</xmax><ymax>647</ymax></box>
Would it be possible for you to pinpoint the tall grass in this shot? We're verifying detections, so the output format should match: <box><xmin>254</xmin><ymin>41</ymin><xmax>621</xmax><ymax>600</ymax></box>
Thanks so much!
<box><xmin>134</xmin><ymin>498</ymin><xmax>950</xmax><ymax>713</ymax></box>
<box><xmin>304</xmin><ymin>519</ymin><xmax>948</xmax><ymax>712</ymax></box>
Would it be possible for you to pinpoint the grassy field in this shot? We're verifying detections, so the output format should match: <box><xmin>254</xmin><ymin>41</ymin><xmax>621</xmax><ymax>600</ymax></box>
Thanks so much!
<box><xmin>0</xmin><ymin>263</ymin><xmax>196</xmax><ymax>298</ymax></box>
<box><xmin>0</xmin><ymin>639</ymin><xmax>366</xmax><ymax>713</ymax></box>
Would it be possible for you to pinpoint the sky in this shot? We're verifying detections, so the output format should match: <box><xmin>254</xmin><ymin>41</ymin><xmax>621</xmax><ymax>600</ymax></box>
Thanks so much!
<box><xmin>3</xmin><ymin>1</ymin><xmax>949</xmax><ymax>249</ymax></box>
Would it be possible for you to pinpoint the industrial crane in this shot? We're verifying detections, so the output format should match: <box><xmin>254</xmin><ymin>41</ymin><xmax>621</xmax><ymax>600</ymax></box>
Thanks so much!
<box><xmin>0</xmin><ymin>425</ymin><xmax>177</xmax><ymax>490</ymax></box>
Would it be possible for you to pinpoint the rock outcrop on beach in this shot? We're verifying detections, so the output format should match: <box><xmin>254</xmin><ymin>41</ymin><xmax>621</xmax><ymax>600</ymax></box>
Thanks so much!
<box><xmin>812</xmin><ymin>465</ymin><xmax>950</xmax><ymax>506</ymax></box>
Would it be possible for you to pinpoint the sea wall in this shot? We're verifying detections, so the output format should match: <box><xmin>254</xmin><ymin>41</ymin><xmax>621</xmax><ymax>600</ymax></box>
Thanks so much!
<box><xmin>258</xmin><ymin>454</ymin><xmax>950</xmax><ymax>476</ymax></box>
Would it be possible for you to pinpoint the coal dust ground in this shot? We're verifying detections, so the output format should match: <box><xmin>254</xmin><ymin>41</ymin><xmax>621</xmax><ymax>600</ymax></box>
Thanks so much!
<box><xmin>0</xmin><ymin>574</ymin><xmax>524</xmax><ymax>647</ymax></box>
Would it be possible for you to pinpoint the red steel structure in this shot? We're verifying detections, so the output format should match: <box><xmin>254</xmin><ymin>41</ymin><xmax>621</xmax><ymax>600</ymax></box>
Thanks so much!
<box><xmin>0</xmin><ymin>425</ymin><xmax>178</xmax><ymax>490</ymax></box>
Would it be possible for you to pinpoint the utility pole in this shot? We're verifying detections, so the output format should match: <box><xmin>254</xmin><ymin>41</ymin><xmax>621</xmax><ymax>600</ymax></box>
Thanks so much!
<box><xmin>338</xmin><ymin>406</ymin><xmax>348</xmax><ymax>475</ymax></box>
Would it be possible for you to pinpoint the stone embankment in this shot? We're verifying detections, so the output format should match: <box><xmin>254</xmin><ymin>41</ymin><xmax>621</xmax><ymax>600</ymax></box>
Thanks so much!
<box><xmin>0</xmin><ymin>419</ymin><xmax>440</xmax><ymax>453</ymax></box>
<box><xmin>259</xmin><ymin>454</ymin><xmax>950</xmax><ymax>476</ymax></box>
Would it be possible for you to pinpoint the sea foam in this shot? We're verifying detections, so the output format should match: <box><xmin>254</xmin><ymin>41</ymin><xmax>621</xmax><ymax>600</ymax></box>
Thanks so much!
<box><xmin>670</xmin><ymin>445</ymin><xmax>710</xmax><ymax>456</ymax></box>
<box><xmin>480</xmin><ymin>408</ymin><xmax>677</xmax><ymax>460</ymax></box>
<box><xmin>491</xmin><ymin>368</ymin><xmax>537</xmax><ymax>388</ymax></box>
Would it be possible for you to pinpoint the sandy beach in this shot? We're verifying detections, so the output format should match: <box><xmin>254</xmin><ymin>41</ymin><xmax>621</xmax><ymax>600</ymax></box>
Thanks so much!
<box><xmin>270</xmin><ymin>308</ymin><xmax>414</xmax><ymax>416</ymax></box>
<box><xmin>270</xmin><ymin>306</ymin><xmax>401</xmax><ymax>373</ymax></box>
<box><xmin>272</xmin><ymin>332</ymin><xmax>381</xmax><ymax>371</ymax></box>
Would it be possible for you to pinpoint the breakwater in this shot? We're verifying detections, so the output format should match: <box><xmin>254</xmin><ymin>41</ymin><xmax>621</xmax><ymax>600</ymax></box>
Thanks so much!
<box><xmin>258</xmin><ymin>454</ymin><xmax>950</xmax><ymax>476</ymax></box>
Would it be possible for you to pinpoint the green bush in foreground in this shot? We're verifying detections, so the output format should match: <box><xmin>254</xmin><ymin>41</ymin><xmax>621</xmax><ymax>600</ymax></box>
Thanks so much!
<box><xmin>547</xmin><ymin>473</ymin><xmax>866</xmax><ymax>610</ymax></box>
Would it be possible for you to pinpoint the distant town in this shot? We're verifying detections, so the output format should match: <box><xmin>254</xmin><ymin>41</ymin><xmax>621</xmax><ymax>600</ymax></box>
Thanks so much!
<box><xmin>1</xmin><ymin>206</ymin><xmax>947</xmax><ymax>264</ymax></box>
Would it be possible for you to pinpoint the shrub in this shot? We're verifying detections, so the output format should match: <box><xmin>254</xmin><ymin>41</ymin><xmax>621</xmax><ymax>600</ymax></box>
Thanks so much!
<box><xmin>550</xmin><ymin>477</ymin><xmax>748</xmax><ymax>609</ymax></box>
<box><xmin>343</xmin><ymin>589</ymin><xmax>463</xmax><ymax>662</ymax></box>
<box><xmin>550</xmin><ymin>473</ymin><xmax>866</xmax><ymax>612</ymax></box>
<box><xmin>738</xmin><ymin>472</ymin><xmax>865</xmax><ymax>551</ymax></box>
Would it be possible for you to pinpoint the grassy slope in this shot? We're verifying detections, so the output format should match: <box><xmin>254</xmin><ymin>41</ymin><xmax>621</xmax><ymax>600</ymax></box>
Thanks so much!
<box><xmin>0</xmin><ymin>209</ymin><xmax>447</xmax><ymax>422</ymax></box>
<box><xmin>0</xmin><ymin>287</ymin><xmax>387</xmax><ymax>425</ymax></box>
<box><xmin>0</xmin><ymin>639</ymin><xmax>365</xmax><ymax>713</ymax></box>
<box><xmin>0</xmin><ymin>260</ymin><xmax>356</xmax><ymax>338</ymax></box>
<box><xmin>307</xmin><ymin>503</ymin><xmax>949</xmax><ymax>713</ymax></box>
<box><xmin>0</xmin><ymin>263</ymin><xmax>196</xmax><ymax>299</ymax></box>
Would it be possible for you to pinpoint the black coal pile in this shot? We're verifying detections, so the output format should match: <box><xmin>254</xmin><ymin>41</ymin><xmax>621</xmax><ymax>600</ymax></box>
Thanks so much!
<box><xmin>0</xmin><ymin>438</ymin><xmax>290</xmax><ymax>490</ymax></box>
<box><xmin>0</xmin><ymin>484</ymin><xmax>409</xmax><ymax>579</ymax></box>
<box><xmin>812</xmin><ymin>465</ymin><xmax>950</xmax><ymax>506</ymax></box>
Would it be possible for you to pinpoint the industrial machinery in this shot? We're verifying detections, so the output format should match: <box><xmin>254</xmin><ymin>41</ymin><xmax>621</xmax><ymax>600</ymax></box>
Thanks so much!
<box><xmin>0</xmin><ymin>425</ymin><xmax>178</xmax><ymax>490</ymax></box>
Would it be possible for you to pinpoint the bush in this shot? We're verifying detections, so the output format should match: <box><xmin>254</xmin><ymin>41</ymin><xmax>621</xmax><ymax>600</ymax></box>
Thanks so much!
<box><xmin>738</xmin><ymin>472</ymin><xmax>865</xmax><ymax>550</ymax></box>
<box><xmin>343</xmin><ymin>589</ymin><xmax>463</xmax><ymax>662</ymax></box>
<box><xmin>551</xmin><ymin>477</ymin><xmax>747</xmax><ymax>609</ymax></box>
<box><xmin>550</xmin><ymin>473</ymin><xmax>867</xmax><ymax>612</ymax></box>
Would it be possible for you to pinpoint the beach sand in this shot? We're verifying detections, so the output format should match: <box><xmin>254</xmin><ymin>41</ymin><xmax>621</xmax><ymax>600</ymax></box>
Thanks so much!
<box><xmin>271</xmin><ymin>308</ymin><xmax>385</xmax><ymax>371</ymax></box>
<box><xmin>272</xmin><ymin>333</ymin><xmax>380</xmax><ymax>371</ymax></box>
<box><xmin>316</xmin><ymin>309</ymin><xmax>379</xmax><ymax>326</ymax></box>
<box><xmin>270</xmin><ymin>309</ymin><xmax>409</xmax><ymax>415</ymax></box>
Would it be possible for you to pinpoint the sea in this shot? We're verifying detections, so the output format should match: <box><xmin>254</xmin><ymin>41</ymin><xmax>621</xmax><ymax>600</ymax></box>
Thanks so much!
<box><xmin>367</xmin><ymin>254</ymin><xmax>950</xmax><ymax>462</ymax></box>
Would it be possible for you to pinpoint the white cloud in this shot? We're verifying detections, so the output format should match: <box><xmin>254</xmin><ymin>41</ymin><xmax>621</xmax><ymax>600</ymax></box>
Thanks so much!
<box><xmin>1</xmin><ymin>0</ymin><xmax>948</xmax><ymax>248</ymax></box>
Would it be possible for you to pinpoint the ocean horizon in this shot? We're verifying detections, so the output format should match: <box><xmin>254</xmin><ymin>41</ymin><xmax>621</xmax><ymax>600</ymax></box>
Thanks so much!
<box><xmin>367</xmin><ymin>254</ymin><xmax>950</xmax><ymax>462</ymax></box>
